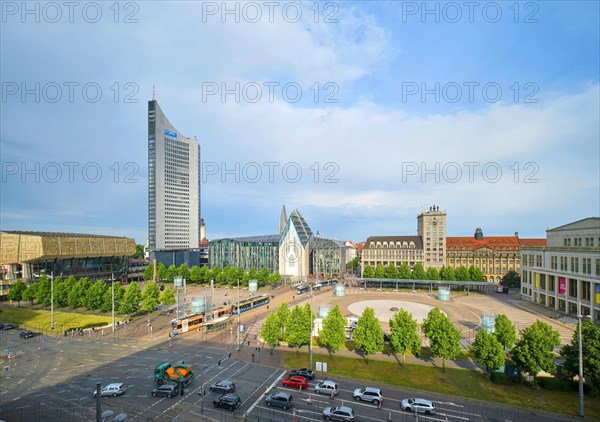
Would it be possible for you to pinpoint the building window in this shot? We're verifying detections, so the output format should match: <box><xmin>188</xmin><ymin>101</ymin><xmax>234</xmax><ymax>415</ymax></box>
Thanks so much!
<box><xmin>560</xmin><ymin>257</ymin><xmax>567</xmax><ymax>271</ymax></box>
<box><xmin>551</xmin><ymin>256</ymin><xmax>557</xmax><ymax>270</ymax></box>
<box><xmin>583</xmin><ymin>258</ymin><xmax>592</xmax><ymax>275</ymax></box>
<box><xmin>571</xmin><ymin>257</ymin><xmax>579</xmax><ymax>273</ymax></box>
<box><xmin>596</xmin><ymin>259</ymin><xmax>600</xmax><ymax>276</ymax></box>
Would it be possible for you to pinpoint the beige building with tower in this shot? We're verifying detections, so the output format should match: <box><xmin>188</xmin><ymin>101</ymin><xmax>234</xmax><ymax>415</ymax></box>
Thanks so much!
<box><xmin>418</xmin><ymin>205</ymin><xmax>447</xmax><ymax>269</ymax></box>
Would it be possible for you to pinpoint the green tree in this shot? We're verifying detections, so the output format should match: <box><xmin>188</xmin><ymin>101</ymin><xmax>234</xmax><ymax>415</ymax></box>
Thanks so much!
<box><xmin>199</xmin><ymin>265</ymin><xmax>211</xmax><ymax>283</ymax></box>
<box><xmin>257</xmin><ymin>267</ymin><xmax>269</xmax><ymax>286</ymax></box>
<box><xmin>411</xmin><ymin>263</ymin><xmax>426</xmax><ymax>280</ymax></box>
<box><xmin>276</xmin><ymin>302</ymin><xmax>291</xmax><ymax>340</ymax></box>
<box><xmin>501</xmin><ymin>270</ymin><xmax>521</xmax><ymax>288</ymax></box>
<box><xmin>177</xmin><ymin>263</ymin><xmax>191</xmax><ymax>280</ymax></box>
<box><xmin>440</xmin><ymin>266</ymin><xmax>456</xmax><ymax>281</ymax></box>
<box><xmin>319</xmin><ymin>305</ymin><xmax>347</xmax><ymax>354</ymax></box>
<box><xmin>455</xmin><ymin>266</ymin><xmax>470</xmax><ymax>281</ymax></box>
<box><xmin>284</xmin><ymin>305</ymin><xmax>311</xmax><ymax>351</ymax></box>
<box><xmin>68</xmin><ymin>278</ymin><xmax>90</xmax><ymax>310</ymax></box>
<box><xmin>426</xmin><ymin>267</ymin><xmax>440</xmax><ymax>281</ymax></box>
<box><xmin>422</xmin><ymin>307</ymin><xmax>461</xmax><ymax>371</ymax></box>
<box><xmin>346</xmin><ymin>256</ymin><xmax>359</xmax><ymax>270</ymax></box>
<box><xmin>374</xmin><ymin>263</ymin><xmax>385</xmax><ymax>279</ymax></box>
<box><xmin>56</xmin><ymin>276</ymin><xmax>75</xmax><ymax>307</ymax></box>
<box><xmin>211</xmin><ymin>266</ymin><xmax>221</xmax><ymax>283</ymax></box>
<box><xmin>385</xmin><ymin>263</ymin><xmax>398</xmax><ymax>279</ymax></box>
<box><xmin>160</xmin><ymin>288</ymin><xmax>176</xmax><ymax>306</ymax></box>
<box><xmin>143</xmin><ymin>264</ymin><xmax>154</xmax><ymax>281</ymax></box>
<box><xmin>23</xmin><ymin>282</ymin><xmax>39</xmax><ymax>306</ymax></box>
<box><xmin>268</xmin><ymin>271</ymin><xmax>281</xmax><ymax>284</ymax></box>
<box><xmin>133</xmin><ymin>244</ymin><xmax>145</xmax><ymax>259</ymax></box>
<box><xmin>86</xmin><ymin>280</ymin><xmax>108</xmax><ymax>310</ymax></box>
<box><xmin>189</xmin><ymin>265</ymin><xmax>201</xmax><ymax>282</ymax></box>
<box><xmin>362</xmin><ymin>264</ymin><xmax>374</xmax><ymax>278</ymax></box>
<box><xmin>352</xmin><ymin>307</ymin><xmax>384</xmax><ymax>359</ymax></box>
<box><xmin>142</xmin><ymin>282</ymin><xmax>160</xmax><ymax>311</ymax></box>
<box><xmin>389</xmin><ymin>309</ymin><xmax>422</xmax><ymax>364</ymax></box>
<box><xmin>560</xmin><ymin>320</ymin><xmax>600</xmax><ymax>395</ymax></box>
<box><xmin>494</xmin><ymin>314</ymin><xmax>516</xmax><ymax>350</ymax></box>
<box><xmin>119</xmin><ymin>282</ymin><xmax>142</xmax><ymax>315</ymax></box>
<box><xmin>157</xmin><ymin>263</ymin><xmax>167</xmax><ymax>281</ymax></box>
<box><xmin>468</xmin><ymin>265</ymin><xmax>485</xmax><ymax>282</ymax></box>
<box><xmin>36</xmin><ymin>275</ymin><xmax>51</xmax><ymax>306</ymax></box>
<box><xmin>8</xmin><ymin>279</ymin><xmax>27</xmax><ymax>306</ymax></box>
<box><xmin>261</xmin><ymin>312</ymin><xmax>281</xmax><ymax>348</ymax></box>
<box><xmin>166</xmin><ymin>265</ymin><xmax>177</xmax><ymax>281</ymax></box>
<box><xmin>398</xmin><ymin>263</ymin><xmax>411</xmax><ymax>279</ymax></box>
<box><xmin>511</xmin><ymin>320</ymin><xmax>560</xmax><ymax>378</ymax></box>
<box><xmin>100</xmin><ymin>282</ymin><xmax>123</xmax><ymax>312</ymax></box>
<box><xmin>470</xmin><ymin>329</ymin><xmax>505</xmax><ymax>372</ymax></box>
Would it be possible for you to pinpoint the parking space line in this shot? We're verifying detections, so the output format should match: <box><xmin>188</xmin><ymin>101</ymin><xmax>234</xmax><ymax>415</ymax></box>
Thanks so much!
<box><xmin>244</xmin><ymin>369</ymin><xmax>286</xmax><ymax>418</ymax></box>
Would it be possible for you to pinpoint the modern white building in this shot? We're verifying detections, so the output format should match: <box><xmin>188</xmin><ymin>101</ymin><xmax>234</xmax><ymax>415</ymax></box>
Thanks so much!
<box><xmin>521</xmin><ymin>217</ymin><xmax>600</xmax><ymax>323</ymax></box>
<box><xmin>148</xmin><ymin>99</ymin><xmax>201</xmax><ymax>255</ymax></box>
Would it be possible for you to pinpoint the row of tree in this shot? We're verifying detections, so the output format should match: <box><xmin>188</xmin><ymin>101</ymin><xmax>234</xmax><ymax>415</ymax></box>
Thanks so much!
<box><xmin>260</xmin><ymin>302</ymin><xmax>599</xmax><ymax>390</ymax></box>
<box><xmin>143</xmin><ymin>263</ymin><xmax>281</xmax><ymax>287</ymax></box>
<box><xmin>362</xmin><ymin>262</ymin><xmax>486</xmax><ymax>281</ymax></box>
<box><xmin>7</xmin><ymin>276</ymin><xmax>176</xmax><ymax>316</ymax></box>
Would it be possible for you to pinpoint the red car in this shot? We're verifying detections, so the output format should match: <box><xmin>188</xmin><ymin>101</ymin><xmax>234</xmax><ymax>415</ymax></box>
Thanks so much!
<box><xmin>282</xmin><ymin>375</ymin><xmax>308</xmax><ymax>389</ymax></box>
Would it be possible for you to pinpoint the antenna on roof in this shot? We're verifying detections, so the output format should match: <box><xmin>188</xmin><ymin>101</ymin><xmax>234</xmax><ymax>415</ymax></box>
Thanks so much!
<box><xmin>152</xmin><ymin>85</ymin><xmax>155</xmax><ymax>100</ymax></box>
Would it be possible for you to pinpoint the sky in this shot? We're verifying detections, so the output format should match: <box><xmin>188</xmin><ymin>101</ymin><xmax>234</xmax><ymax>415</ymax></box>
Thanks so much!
<box><xmin>1</xmin><ymin>1</ymin><xmax>599</xmax><ymax>245</ymax></box>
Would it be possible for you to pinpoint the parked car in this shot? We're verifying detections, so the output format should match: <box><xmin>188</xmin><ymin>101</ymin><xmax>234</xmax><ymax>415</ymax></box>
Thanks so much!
<box><xmin>323</xmin><ymin>405</ymin><xmax>355</xmax><ymax>421</ymax></box>
<box><xmin>265</xmin><ymin>391</ymin><xmax>293</xmax><ymax>409</ymax></box>
<box><xmin>353</xmin><ymin>387</ymin><xmax>383</xmax><ymax>405</ymax></box>
<box><xmin>213</xmin><ymin>393</ymin><xmax>241</xmax><ymax>410</ymax></box>
<box><xmin>19</xmin><ymin>330</ymin><xmax>35</xmax><ymax>339</ymax></box>
<box><xmin>289</xmin><ymin>368</ymin><xmax>315</xmax><ymax>380</ymax></box>
<box><xmin>401</xmin><ymin>398</ymin><xmax>436</xmax><ymax>414</ymax></box>
<box><xmin>314</xmin><ymin>380</ymin><xmax>339</xmax><ymax>396</ymax></box>
<box><xmin>282</xmin><ymin>375</ymin><xmax>308</xmax><ymax>389</ymax></box>
<box><xmin>1</xmin><ymin>323</ymin><xmax>15</xmax><ymax>330</ymax></box>
<box><xmin>94</xmin><ymin>383</ymin><xmax>127</xmax><ymax>397</ymax></box>
<box><xmin>210</xmin><ymin>380</ymin><xmax>235</xmax><ymax>393</ymax></box>
<box><xmin>151</xmin><ymin>382</ymin><xmax>180</xmax><ymax>398</ymax></box>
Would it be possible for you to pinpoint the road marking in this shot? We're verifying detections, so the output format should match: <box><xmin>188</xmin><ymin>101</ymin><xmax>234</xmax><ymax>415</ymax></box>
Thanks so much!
<box><xmin>244</xmin><ymin>370</ymin><xmax>286</xmax><ymax>418</ymax></box>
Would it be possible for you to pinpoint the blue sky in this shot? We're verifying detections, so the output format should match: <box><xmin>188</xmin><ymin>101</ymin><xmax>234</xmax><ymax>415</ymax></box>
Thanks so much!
<box><xmin>1</xmin><ymin>1</ymin><xmax>599</xmax><ymax>244</ymax></box>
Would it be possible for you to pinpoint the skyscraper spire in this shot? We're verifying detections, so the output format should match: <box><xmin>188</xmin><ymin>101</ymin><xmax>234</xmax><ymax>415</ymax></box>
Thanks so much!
<box><xmin>278</xmin><ymin>205</ymin><xmax>288</xmax><ymax>235</ymax></box>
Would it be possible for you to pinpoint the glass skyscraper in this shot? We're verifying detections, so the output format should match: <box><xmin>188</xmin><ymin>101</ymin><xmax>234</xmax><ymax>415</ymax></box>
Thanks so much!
<box><xmin>148</xmin><ymin>100</ymin><xmax>201</xmax><ymax>254</ymax></box>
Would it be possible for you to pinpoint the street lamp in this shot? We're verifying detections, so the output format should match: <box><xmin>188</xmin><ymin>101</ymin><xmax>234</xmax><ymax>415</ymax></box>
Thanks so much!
<box><xmin>50</xmin><ymin>270</ymin><xmax>54</xmax><ymax>329</ymax></box>
<box><xmin>577</xmin><ymin>301</ymin><xmax>591</xmax><ymax>417</ymax></box>
<box><xmin>237</xmin><ymin>278</ymin><xmax>241</xmax><ymax>351</ymax></box>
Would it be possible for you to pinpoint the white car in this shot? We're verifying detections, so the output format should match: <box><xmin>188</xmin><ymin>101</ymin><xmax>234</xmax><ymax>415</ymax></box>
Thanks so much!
<box><xmin>314</xmin><ymin>380</ymin><xmax>339</xmax><ymax>396</ymax></box>
<box><xmin>401</xmin><ymin>398</ymin><xmax>436</xmax><ymax>414</ymax></box>
<box><xmin>94</xmin><ymin>383</ymin><xmax>127</xmax><ymax>397</ymax></box>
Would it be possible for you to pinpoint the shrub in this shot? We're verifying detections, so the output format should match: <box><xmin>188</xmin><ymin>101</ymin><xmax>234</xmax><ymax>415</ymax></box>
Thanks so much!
<box><xmin>537</xmin><ymin>377</ymin><xmax>574</xmax><ymax>392</ymax></box>
<box><xmin>490</xmin><ymin>372</ymin><xmax>510</xmax><ymax>385</ymax></box>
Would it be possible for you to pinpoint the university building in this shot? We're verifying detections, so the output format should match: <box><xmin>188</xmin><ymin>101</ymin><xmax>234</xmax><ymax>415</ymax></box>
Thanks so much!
<box><xmin>209</xmin><ymin>207</ymin><xmax>345</xmax><ymax>281</ymax></box>
<box><xmin>446</xmin><ymin>229</ymin><xmax>546</xmax><ymax>283</ymax></box>
<box><xmin>0</xmin><ymin>231</ymin><xmax>136</xmax><ymax>300</ymax></box>
<box><xmin>148</xmin><ymin>99</ymin><xmax>201</xmax><ymax>264</ymax></box>
<box><xmin>521</xmin><ymin>217</ymin><xmax>600</xmax><ymax>323</ymax></box>
<box><xmin>361</xmin><ymin>205</ymin><xmax>444</xmax><ymax>273</ymax></box>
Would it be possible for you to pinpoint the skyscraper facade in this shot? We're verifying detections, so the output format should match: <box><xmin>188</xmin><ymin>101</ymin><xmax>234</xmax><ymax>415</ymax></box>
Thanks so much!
<box><xmin>148</xmin><ymin>100</ymin><xmax>200</xmax><ymax>255</ymax></box>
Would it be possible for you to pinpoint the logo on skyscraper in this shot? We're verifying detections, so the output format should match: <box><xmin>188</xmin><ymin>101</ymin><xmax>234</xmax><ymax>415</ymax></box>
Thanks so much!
<box><xmin>282</xmin><ymin>239</ymin><xmax>302</xmax><ymax>264</ymax></box>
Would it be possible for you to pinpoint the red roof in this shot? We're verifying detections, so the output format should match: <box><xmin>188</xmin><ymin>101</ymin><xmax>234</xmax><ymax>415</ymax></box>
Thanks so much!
<box><xmin>446</xmin><ymin>236</ymin><xmax>520</xmax><ymax>251</ymax></box>
<box><xmin>519</xmin><ymin>238</ymin><xmax>546</xmax><ymax>247</ymax></box>
<box><xmin>355</xmin><ymin>242</ymin><xmax>365</xmax><ymax>254</ymax></box>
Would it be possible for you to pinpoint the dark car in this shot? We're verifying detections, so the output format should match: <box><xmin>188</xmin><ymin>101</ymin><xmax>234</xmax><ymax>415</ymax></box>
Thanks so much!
<box><xmin>213</xmin><ymin>393</ymin><xmax>241</xmax><ymax>410</ymax></box>
<box><xmin>19</xmin><ymin>330</ymin><xmax>35</xmax><ymax>339</ymax></box>
<box><xmin>1</xmin><ymin>323</ymin><xmax>15</xmax><ymax>330</ymax></box>
<box><xmin>265</xmin><ymin>391</ymin><xmax>293</xmax><ymax>409</ymax></box>
<box><xmin>210</xmin><ymin>380</ymin><xmax>235</xmax><ymax>393</ymax></box>
<box><xmin>151</xmin><ymin>382</ymin><xmax>180</xmax><ymax>398</ymax></box>
<box><xmin>289</xmin><ymin>368</ymin><xmax>314</xmax><ymax>380</ymax></box>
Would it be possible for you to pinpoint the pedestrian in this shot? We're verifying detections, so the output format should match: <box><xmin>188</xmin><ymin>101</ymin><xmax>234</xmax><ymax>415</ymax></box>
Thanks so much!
<box><xmin>180</xmin><ymin>386</ymin><xmax>185</xmax><ymax>396</ymax></box>
<box><xmin>251</xmin><ymin>353</ymin><xmax>255</xmax><ymax>363</ymax></box>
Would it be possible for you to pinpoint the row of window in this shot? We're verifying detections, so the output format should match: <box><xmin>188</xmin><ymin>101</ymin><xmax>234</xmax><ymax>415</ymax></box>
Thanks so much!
<box><xmin>563</xmin><ymin>237</ymin><xmax>598</xmax><ymax>247</ymax></box>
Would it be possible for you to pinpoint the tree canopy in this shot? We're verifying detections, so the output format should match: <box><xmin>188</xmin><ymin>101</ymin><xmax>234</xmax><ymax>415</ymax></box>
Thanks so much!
<box><xmin>511</xmin><ymin>320</ymin><xmax>560</xmax><ymax>377</ymax></box>
<box><xmin>470</xmin><ymin>329</ymin><xmax>505</xmax><ymax>371</ymax></box>
<box><xmin>319</xmin><ymin>305</ymin><xmax>347</xmax><ymax>354</ymax></box>
<box><xmin>352</xmin><ymin>307</ymin><xmax>384</xmax><ymax>359</ymax></box>
<box><xmin>389</xmin><ymin>309</ymin><xmax>421</xmax><ymax>363</ymax></box>
<box><xmin>560</xmin><ymin>319</ymin><xmax>600</xmax><ymax>395</ymax></box>
<box><xmin>422</xmin><ymin>307</ymin><xmax>461</xmax><ymax>370</ymax></box>
<box><xmin>494</xmin><ymin>314</ymin><xmax>516</xmax><ymax>350</ymax></box>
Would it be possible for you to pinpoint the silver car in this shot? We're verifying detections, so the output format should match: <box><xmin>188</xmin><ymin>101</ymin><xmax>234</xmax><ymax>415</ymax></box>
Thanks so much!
<box><xmin>94</xmin><ymin>383</ymin><xmax>127</xmax><ymax>397</ymax></box>
<box><xmin>314</xmin><ymin>380</ymin><xmax>339</xmax><ymax>396</ymax></box>
<box><xmin>353</xmin><ymin>386</ymin><xmax>382</xmax><ymax>405</ymax></box>
<box><xmin>401</xmin><ymin>398</ymin><xmax>436</xmax><ymax>414</ymax></box>
<box><xmin>323</xmin><ymin>405</ymin><xmax>355</xmax><ymax>421</ymax></box>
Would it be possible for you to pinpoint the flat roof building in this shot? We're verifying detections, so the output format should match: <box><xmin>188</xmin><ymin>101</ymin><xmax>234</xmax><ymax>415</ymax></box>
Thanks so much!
<box><xmin>0</xmin><ymin>231</ymin><xmax>136</xmax><ymax>299</ymax></box>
